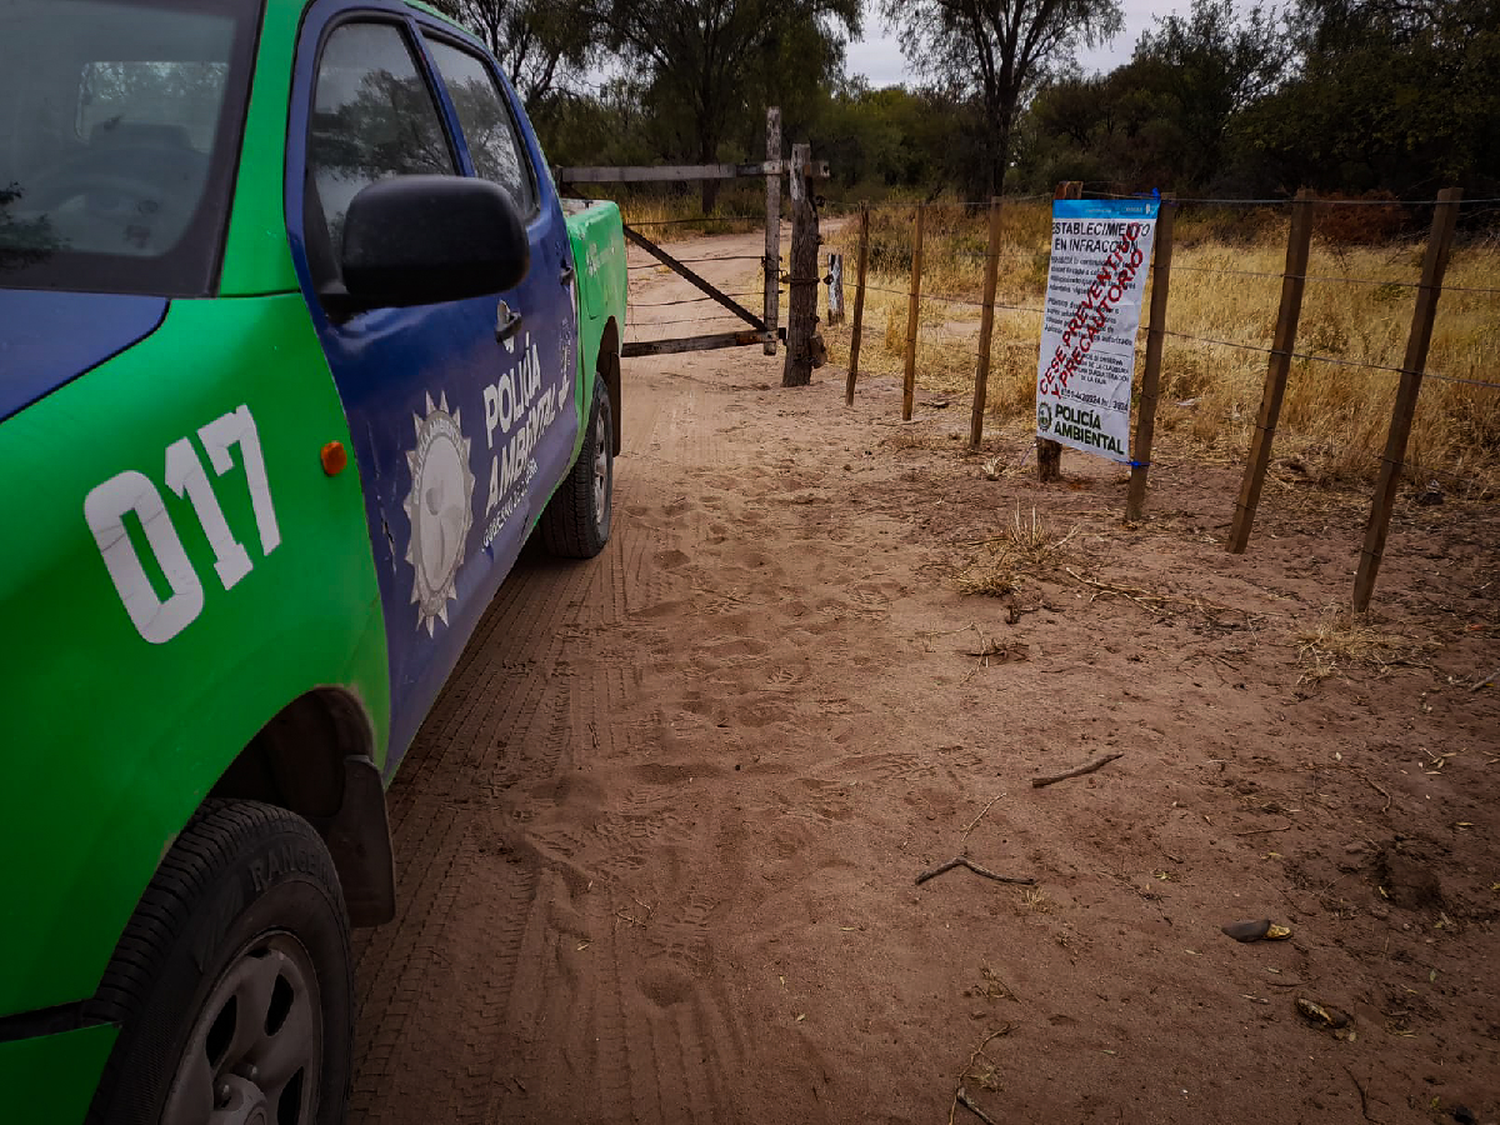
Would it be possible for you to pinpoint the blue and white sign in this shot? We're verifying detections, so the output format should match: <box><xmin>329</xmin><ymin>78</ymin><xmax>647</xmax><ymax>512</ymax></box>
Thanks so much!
<box><xmin>1036</xmin><ymin>198</ymin><xmax>1158</xmax><ymax>462</ymax></box>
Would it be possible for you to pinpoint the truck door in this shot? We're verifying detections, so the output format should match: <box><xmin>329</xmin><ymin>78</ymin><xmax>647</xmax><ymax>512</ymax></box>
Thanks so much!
<box><xmin>285</xmin><ymin>4</ymin><xmax>576</xmax><ymax>767</ymax></box>
<box><xmin>417</xmin><ymin>30</ymin><xmax>582</xmax><ymax>519</ymax></box>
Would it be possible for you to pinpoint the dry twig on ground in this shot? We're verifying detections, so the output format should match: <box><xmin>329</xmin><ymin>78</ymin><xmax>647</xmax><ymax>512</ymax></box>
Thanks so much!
<box><xmin>916</xmin><ymin>856</ymin><xmax>1036</xmax><ymax>886</ymax></box>
<box><xmin>1032</xmin><ymin>752</ymin><xmax>1124</xmax><ymax>788</ymax></box>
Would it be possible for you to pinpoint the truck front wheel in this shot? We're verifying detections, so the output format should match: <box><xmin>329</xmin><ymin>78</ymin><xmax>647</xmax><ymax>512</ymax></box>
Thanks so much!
<box><xmin>86</xmin><ymin>800</ymin><xmax>353</xmax><ymax>1125</ymax></box>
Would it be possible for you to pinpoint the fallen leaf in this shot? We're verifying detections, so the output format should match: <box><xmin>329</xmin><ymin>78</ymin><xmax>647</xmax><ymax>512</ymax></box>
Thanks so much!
<box><xmin>795</xmin><ymin>1013</ymin><xmax>806</xmax><ymax>1023</ymax></box>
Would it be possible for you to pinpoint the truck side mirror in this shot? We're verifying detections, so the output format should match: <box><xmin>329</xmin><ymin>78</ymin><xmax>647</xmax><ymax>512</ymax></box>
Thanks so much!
<box><xmin>335</xmin><ymin>174</ymin><xmax>529</xmax><ymax>313</ymax></box>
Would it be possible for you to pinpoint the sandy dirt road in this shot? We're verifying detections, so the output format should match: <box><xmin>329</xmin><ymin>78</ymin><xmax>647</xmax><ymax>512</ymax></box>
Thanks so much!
<box><xmin>347</xmin><ymin>229</ymin><xmax>1500</xmax><ymax>1124</ymax></box>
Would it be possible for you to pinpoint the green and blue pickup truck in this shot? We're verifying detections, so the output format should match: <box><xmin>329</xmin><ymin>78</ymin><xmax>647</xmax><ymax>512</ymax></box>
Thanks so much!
<box><xmin>0</xmin><ymin>1</ymin><xmax>627</xmax><ymax>1120</ymax></box>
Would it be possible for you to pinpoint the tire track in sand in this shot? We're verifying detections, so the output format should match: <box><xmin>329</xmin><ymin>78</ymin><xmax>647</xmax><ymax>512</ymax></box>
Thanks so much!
<box><xmin>350</xmin><ymin>236</ymin><xmax>773</xmax><ymax>1123</ymax></box>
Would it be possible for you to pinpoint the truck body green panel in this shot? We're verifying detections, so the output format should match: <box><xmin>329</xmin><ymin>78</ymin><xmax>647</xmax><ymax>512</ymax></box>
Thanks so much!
<box><xmin>0</xmin><ymin>295</ymin><xmax>388</xmax><ymax>1017</ymax></box>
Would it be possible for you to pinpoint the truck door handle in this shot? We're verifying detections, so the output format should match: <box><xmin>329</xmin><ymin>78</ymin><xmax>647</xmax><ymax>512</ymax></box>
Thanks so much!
<box><xmin>495</xmin><ymin>299</ymin><xmax>523</xmax><ymax>343</ymax></box>
<box><xmin>559</xmin><ymin>264</ymin><xmax>575</xmax><ymax>286</ymax></box>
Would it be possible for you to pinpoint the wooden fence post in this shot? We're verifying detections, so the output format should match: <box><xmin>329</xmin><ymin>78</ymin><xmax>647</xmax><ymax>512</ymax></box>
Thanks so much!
<box><xmin>782</xmin><ymin>143</ymin><xmax>818</xmax><ymax>387</ymax></box>
<box><xmin>1125</xmin><ymin>195</ymin><xmax>1177</xmax><ymax>521</ymax></box>
<box><xmin>902</xmin><ymin>204</ymin><xmax>925</xmax><ymax>420</ymax></box>
<box><xmin>969</xmin><ymin>197</ymin><xmax>1003</xmax><ymax>448</ymax></box>
<box><xmin>846</xmin><ymin>204</ymin><xmax>870</xmax><ymax>406</ymax></box>
<box><xmin>1353</xmin><ymin>187</ymin><xmax>1463</xmax><ymax>610</ymax></box>
<box><xmin>763</xmin><ymin>107</ymin><xmax>781</xmax><ymax>356</ymax></box>
<box><xmin>1227</xmin><ymin>188</ymin><xmax>1316</xmax><ymax>553</ymax></box>
<box><xmin>827</xmin><ymin>253</ymin><xmax>845</xmax><ymax>325</ymax></box>
<box><xmin>1038</xmin><ymin>181</ymin><xmax>1081</xmax><ymax>481</ymax></box>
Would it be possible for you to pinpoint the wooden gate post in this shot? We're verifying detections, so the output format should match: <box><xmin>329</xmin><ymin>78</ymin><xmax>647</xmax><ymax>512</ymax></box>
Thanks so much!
<box><xmin>1125</xmin><ymin>195</ymin><xmax>1177</xmax><ymax>521</ymax></box>
<box><xmin>763</xmin><ymin>107</ymin><xmax>782</xmax><ymax>356</ymax></box>
<box><xmin>902</xmin><ymin>204</ymin><xmax>925</xmax><ymax>420</ymax></box>
<box><xmin>969</xmin><ymin>197</ymin><xmax>1003</xmax><ymax>448</ymax></box>
<box><xmin>1227</xmin><ymin>188</ymin><xmax>1316</xmax><ymax>553</ymax></box>
<box><xmin>782</xmin><ymin>142</ymin><xmax>819</xmax><ymax>387</ymax></box>
<box><xmin>1353</xmin><ymin>187</ymin><xmax>1463</xmax><ymax>611</ymax></box>
<box><xmin>1038</xmin><ymin>181</ymin><xmax>1081</xmax><ymax>481</ymax></box>
<box><xmin>845</xmin><ymin>204</ymin><xmax>871</xmax><ymax>406</ymax></box>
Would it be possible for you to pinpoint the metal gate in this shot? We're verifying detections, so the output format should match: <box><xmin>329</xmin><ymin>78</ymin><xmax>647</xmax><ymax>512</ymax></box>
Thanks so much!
<box><xmin>555</xmin><ymin>108</ymin><xmax>826</xmax><ymax>365</ymax></box>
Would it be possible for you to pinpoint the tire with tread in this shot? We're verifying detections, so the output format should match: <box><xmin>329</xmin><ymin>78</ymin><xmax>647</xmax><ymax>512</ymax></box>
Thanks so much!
<box><xmin>84</xmin><ymin>799</ymin><xmax>353</xmax><ymax>1125</ymax></box>
<box><xmin>540</xmin><ymin>372</ymin><xmax>613</xmax><ymax>558</ymax></box>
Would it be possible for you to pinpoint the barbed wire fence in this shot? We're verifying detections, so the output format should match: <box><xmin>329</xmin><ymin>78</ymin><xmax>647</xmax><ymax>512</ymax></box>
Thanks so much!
<box><xmin>610</xmin><ymin>167</ymin><xmax>1495</xmax><ymax>610</ymax></box>
<box><xmin>811</xmin><ymin>187</ymin><xmax>1495</xmax><ymax>609</ymax></box>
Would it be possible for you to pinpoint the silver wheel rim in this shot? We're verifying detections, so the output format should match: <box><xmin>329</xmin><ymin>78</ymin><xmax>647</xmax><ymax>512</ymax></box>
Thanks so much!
<box><xmin>592</xmin><ymin>408</ymin><xmax>609</xmax><ymax>531</ymax></box>
<box><xmin>162</xmin><ymin>932</ymin><xmax>322</xmax><ymax>1125</ymax></box>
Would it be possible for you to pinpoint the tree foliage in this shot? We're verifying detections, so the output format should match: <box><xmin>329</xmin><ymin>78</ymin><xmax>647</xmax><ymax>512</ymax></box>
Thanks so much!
<box><xmin>879</xmin><ymin>0</ymin><xmax>1123</xmax><ymax>196</ymax></box>
<box><xmin>423</xmin><ymin>0</ymin><xmax>1497</xmax><ymax>207</ymax></box>
<box><xmin>1024</xmin><ymin>0</ymin><xmax>1287</xmax><ymax>193</ymax></box>
<box><xmin>1242</xmin><ymin>0</ymin><xmax>1500</xmax><ymax>195</ymax></box>
<box><xmin>426</xmin><ymin>0</ymin><xmax>595</xmax><ymax>107</ymax></box>
<box><xmin>578</xmin><ymin>0</ymin><xmax>860</xmax><ymax>207</ymax></box>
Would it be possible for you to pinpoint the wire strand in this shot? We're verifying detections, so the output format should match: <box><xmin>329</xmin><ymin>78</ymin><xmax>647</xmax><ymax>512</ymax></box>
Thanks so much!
<box><xmin>1092</xmin><ymin>193</ymin><xmax>1500</xmax><ymax>206</ymax></box>
<box><xmin>628</xmin><ymin>292</ymin><xmax>766</xmax><ymax>308</ymax></box>
<box><xmin>1158</xmin><ymin>330</ymin><xmax>1500</xmax><ymax>389</ymax></box>
<box><xmin>623</xmin><ymin>214</ymin><xmax>764</xmax><ymax>227</ymax></box>
<box><xmin>860</xmin><ymin>282</ymin><xmax>1045</xmax><ymax>316</ymax></box>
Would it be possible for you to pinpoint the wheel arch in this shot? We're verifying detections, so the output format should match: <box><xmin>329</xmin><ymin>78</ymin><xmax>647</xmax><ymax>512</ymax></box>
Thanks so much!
<box><xmin>210</xmin><ymin>687</ymin><xmax>395</xmax><ymax>927</ymax></box>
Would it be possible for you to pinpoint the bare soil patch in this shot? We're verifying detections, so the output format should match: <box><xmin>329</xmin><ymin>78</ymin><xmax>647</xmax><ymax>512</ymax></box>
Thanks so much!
<box><xmin>350</xmin><ymin>229</ymin><xmax>1500</xmax><ymax>1125</ymax></box>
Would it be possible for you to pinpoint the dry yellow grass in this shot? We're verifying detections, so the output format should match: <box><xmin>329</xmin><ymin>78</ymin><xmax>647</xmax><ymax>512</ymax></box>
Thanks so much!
<box><xmin>606</xmin><ymin>186</ymin><xmax>768</xmax><ymax>240</ymax></box>
<box><xmin>955</xmin><ymin>504</ymin><xmax>1080</xmax><ymax>595</ymax></box>
<box><xmin>824</xmin><ymin>198</ymin><xmax>1500</xmax><ymax>494</ymax></box>
<box><xmin>1294</xmin><ymin>607</ymin><xmax>1437</xmax><ymax>681</ymax></box>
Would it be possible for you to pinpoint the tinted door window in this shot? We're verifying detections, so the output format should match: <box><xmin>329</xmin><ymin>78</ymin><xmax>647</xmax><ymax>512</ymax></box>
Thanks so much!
<box><xmin>308</xmin><ymin>22</ymin><xmax>454</xmax><ymax>251</ymax></box>
<box><xmin>422</xmin><ymin>38</ymin><xmax>535</xmax><ymax>215</ymax></box>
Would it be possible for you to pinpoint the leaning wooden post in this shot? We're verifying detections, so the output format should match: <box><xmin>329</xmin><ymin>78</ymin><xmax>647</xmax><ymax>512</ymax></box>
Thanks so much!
<box><xmin>1125</xmin><ymin>195</ymin><xmax>1177</xmax><ymax>521</ymax></box>
<box><xmin>902</xmin><ymin>204</ymin><xmax>925</xmax><ymax>420</ymax></box>
<box><xmin>1038</xmin><ymin>181</ymin><xmax>1081</xmax><ymax>481</ymax></box>
<box><xmin>1227</xmin><ymin>188</ymin><xmax>1316</xmax><ymax>553</ymax></box>
<box><xmin>845</xmin><ymin>204</ymin><xmax>871</xmax><ymax>406</ymax></box>
<box><xmin>763</xmin><ymin>107</ymin><xmax>782</xmax><ymax>356</ymax></box>
<box><xmin>969</xmin><ymin>197</ymin><xmax>1003</xmax><ymax>448</ymax></box>
<box><xmin>1353</xmin><ymin>187</ymin><xmax>1462</xmax><ymax>610</ymax></box>
<box><xmin>782</xmin><ymin>143</ymin><xmax>818</xmax><ymax>387</ymax></box>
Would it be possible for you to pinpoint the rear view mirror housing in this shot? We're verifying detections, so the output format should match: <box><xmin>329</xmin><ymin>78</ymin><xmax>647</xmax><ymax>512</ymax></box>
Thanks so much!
<box><xmin>332</xmin><ymin>174</ymin><xmax>529</xmax><ymax>314</ymax></box>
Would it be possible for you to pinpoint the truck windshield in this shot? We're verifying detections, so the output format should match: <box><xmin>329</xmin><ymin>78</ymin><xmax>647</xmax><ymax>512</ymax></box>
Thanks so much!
<box><xmin>0</xmin><ymin>0</ymin><xmax>260</xmax><ymax>296</ymax></box>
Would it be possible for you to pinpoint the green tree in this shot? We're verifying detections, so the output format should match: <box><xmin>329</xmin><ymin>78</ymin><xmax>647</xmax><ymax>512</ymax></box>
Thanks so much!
<box><xmin>581</xmin><ymin>0</ymin><xmax>861</xmax><ymax>209</ymax></box>
<box><xmin>807</xmin><ymin>80</ymin><xmax>962</xmax><ymax>193</ymax></box>
<box><xmin>428</xmin><ymin>0</ymin><xmax>596</xmax><ymax>107</ymax></box>
<box><xmin>1244</xmin><ymin>0</ymin><xmax>1500</xmax><ymax>195</ymax></box>
<box><xmin>880</xmin><ymin>0</ymin><xmax>1123</xmax><ymax>197</ymax></box>
<box><xmin>1128</xmin><ymin>0</ymin><xmax>1288</xmax><ymax>190</ymax></box>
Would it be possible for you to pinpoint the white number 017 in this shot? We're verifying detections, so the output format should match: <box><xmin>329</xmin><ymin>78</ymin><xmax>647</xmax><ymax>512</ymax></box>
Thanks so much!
<box><xmin>84</xmin><ymin>405</ymin><xmax>281</xmax><ymax>644</ymax></box>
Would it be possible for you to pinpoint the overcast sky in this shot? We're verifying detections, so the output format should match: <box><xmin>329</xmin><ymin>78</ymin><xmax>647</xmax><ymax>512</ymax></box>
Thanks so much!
<box><xmin>846</xmin><ymin>0</ymin><xmax>1174</xmax><ymax>86</ymax></box>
